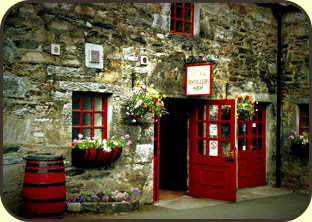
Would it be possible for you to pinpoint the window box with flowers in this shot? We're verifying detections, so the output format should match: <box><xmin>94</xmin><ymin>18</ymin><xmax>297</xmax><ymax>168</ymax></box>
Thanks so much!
<box><xmin>71</xmin><ymin>134</ymin><xmax>132</xmax><ymax>168</ymax></box>
<box><xmin>288</xmin><ymin>130</ymin><xmax>309</xmax><ymax>157</ymax></box>
<box><xmin>125</xmin><ymin>83</ymin><xmax>169</xmax><ymax>122</ymax></box>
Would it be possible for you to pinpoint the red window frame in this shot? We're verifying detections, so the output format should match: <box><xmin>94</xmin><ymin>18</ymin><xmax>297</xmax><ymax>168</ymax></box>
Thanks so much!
<box><xmin>72</xmin><ymin>92</ymin><xmax>108</xmax><ymax>142</ymax></box>
<box><xmin>170</xmin><ymin>3</ymin><xmax>194</xmax><ymax>37</ymax></box>
<box><xmin>299</xmin><ymin>104</ymin><xmax>309</xmax><ymax>136</ymax></box>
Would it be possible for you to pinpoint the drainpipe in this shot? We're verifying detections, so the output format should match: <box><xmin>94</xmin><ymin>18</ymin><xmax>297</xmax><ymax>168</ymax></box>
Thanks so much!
<box><xmin>274</xmin><ymin>5</ymin><xmax>282</xmax><ymax>188</ymax></box>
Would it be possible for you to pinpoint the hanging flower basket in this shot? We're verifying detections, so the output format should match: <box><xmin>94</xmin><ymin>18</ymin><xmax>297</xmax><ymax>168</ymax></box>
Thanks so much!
<box><xmin>290</xmin><ymin>142</ymin><xmax>309</xmax><ymax>157</ymax></box>
<box><xmin>235</xmin><ymin>95</ymin><xmax>255</xmax><ymax>121</ymax></box>
<box><xmin>126</xmin><ymin>83</ymin><xmax>169</xmax><ymax>122</ymax></box>
<box><xmin>71</xmin><ymin>147</ymin><xmax>122</xmax><ymax>168</ymax></box>
<box><xmin>71</xmin><ymin>134</ymin><xmax>132</xmax><ymax>168</ymax></box>
<box><xmin>289</xmin><ymin>130</ymin><xmax>309</xmax><ymax>157</ymax></box>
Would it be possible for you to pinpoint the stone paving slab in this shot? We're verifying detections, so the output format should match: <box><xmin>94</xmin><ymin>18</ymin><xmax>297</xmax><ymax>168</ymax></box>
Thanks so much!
<box><xmin>155</xmin><ymin>195</ymin><xmax>226</xmax><ymax>209</ymax></box>
<box><xmin>155</xmin><ymin>186</ymin><xmax>292</xmax><ymax>210</ymax></box>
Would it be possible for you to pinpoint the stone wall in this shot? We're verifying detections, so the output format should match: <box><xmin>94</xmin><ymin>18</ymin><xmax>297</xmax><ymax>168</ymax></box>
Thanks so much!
<box><xmin>280</xmin><ymin>10</ymin><xmax>310</xmax><ymax>189</ymax></box>
<box><xmin>2</xmin><ymin>2</ymin><xmax>309</xmax><ymax>216</ymax></box>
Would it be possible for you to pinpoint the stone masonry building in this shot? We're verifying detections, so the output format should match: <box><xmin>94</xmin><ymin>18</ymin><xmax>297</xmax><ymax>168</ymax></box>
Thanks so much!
<box><xmin>2</xmin><ymin>2</ymin><xmax>310</xmax><ymax>217</ymax></box>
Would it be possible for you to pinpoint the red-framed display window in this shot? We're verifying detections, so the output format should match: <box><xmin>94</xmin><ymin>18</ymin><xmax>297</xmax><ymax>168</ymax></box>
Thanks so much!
<box><xmin>72</xmin><ymin>92</ymin><xmax>108</xmax><ymax>142</ymax></box>
<box><xmin>299</xmin><ymin>104</ymin><xmax>309</xmax><ymax>136</ymax></box>
<box><xmin>170</xmin><ymin>3</ymin><xmax>194</xmax><ymax>37</ymax></box>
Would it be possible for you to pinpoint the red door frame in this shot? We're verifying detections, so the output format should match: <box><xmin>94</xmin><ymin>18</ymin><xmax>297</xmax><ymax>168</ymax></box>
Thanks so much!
<box><xmin>153</xmin><ymin>119</ymin><xmax>160</xmax><ymax>202</ymax></box>
<box><xmin>189</xmin><ymin>99</ymin><xmax>237</xmax><ymax>202</ymax></box>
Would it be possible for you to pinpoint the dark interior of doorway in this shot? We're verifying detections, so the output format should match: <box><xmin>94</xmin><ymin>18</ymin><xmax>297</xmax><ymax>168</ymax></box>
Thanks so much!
<box><xmin>160</xmin><ymin>98</ymin><xmax>194</xmax><ymax>193</ymax></box>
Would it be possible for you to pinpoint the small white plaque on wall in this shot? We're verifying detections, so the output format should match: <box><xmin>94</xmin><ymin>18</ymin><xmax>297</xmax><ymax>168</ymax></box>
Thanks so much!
<box><xmin>85</xmin><ymin>43</ymin><xmax>104</xmax><ymax>69</ymax></box>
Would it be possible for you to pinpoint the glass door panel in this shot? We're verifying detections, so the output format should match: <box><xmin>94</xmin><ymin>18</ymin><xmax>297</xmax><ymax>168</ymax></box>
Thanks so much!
<box><xmin>221</xmin><ymin>141</ymin><xmax>231</xmax><ymax>156</ymax></box>
<box><xmin>198</xmin><ymin>105</ymin><xmax>206</xmax><ymax>120</ymax></box>
<box><xmin>197</xmin><ymin>122</ymin><xmax>206</xmax><ymax>138</ymax></box>
<box><xmin>209</xmin><ymin>105</ymin><xmax>218</xmax><ymax>120</ymax></box>
<box><xmin>221</xmin><ymin>123</ymin><xmax>230</xmax><ymax>138</ymax></box>
<box><xmin>197</xmin><ymin>140</ymin><xmax>206</xmax><ymax>155</ymax></box>
<box><xmin>221</xmin><ymin>105</ymin><xmax>231</xmax><ymax>120</ymax></box>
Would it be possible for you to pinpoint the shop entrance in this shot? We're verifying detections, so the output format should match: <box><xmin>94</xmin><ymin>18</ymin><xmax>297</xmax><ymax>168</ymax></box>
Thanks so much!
<box><xmin>158</xmin><ymin>98</ymin><xmax>192</xmax><ymax>196</ymax></box>
<box><xmin>153</xmin><ymin>99</ymin><xmax>266</xmax><ymax>202</ymax></box>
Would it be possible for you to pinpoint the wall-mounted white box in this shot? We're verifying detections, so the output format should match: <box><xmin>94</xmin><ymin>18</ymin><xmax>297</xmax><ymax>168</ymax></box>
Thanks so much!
<box><xmin>85</xmin><ymin>43</ymin><xmax>104</xmax><ymax>69</ymax></box>
<box><xmin>140</xmin><ymin>56</ymin><xmax>148</xmax><ymax>65</ymax></box>
<box><xmin>51</xmin><ymin>44</ymin><xmax>60</xmax><ymax>55</ymax></box>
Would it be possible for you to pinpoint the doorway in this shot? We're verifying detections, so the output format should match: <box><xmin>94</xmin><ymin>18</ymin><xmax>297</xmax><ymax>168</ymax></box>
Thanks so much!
<box><xmin>159</xmin><ymin>98</ymin><xmax>194</xmax><ymax>198</ymax></box>
<box><xmin>154</xmin><ymin>99</ymin><xmax>267</xmax><ymax>202</ymax></box>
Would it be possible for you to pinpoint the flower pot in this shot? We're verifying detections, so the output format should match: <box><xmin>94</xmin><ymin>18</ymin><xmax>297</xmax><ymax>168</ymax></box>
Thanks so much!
<box><xmin>290</xmin><ymin>142</ymin><xmax>309</xmax><ymax>157</ymax></box>
<box><xmin>71</xmin><ymin>148</ymin><xmax>122</xmax><ymax>168</ymax></box>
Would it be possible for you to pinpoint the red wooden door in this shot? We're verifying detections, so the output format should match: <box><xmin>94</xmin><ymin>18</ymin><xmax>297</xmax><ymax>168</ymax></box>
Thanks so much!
<box><xmin>189</xmin><ymin>99</ymin><xmax>237</xmax><ymax>202</ymax></box>
<box><xmin>238</xmin><ymin>105</ymin><xmax>266</xmax><ymax>188</ymax></box>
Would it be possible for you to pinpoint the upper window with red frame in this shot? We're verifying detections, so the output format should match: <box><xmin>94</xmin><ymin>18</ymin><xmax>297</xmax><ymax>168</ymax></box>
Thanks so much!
<box><xmin>299</xmin><ymin>104</ymin><xmax>309</xmax><ymax>137</ymax></box>
<box><xmin>170</xmin><ymin>3</ymin><xmax>194</xmax><ymax>37</ymax></box>
<box><xmin>72</xmin><ymin>92</ymin><xmax>108</xmax><ymax>141</ymax></box>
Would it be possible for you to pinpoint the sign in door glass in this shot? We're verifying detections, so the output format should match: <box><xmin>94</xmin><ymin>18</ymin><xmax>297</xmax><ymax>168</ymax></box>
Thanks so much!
<box><xmin>209</xmin><ymin>123</ymin><xmax>218</xmax><ymax>138</ymax></box>
<box><xmin>209</xmin><ymin>140</ymin><xmax>218</xmax><ymax>156</ymax></box>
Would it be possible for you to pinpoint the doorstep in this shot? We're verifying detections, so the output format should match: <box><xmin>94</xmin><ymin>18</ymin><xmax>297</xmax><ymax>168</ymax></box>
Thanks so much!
<box><xmin>154</xmin><ymin>186</ymin><xmax>292</xmax><ymax>210</ymax></box>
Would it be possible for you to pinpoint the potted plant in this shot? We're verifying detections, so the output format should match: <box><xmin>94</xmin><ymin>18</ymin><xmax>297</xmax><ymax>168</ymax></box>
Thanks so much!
<box><xmin>235</xmin><ymin>94</ymin><xmax>255</xmax><ymax>121</ymax></box>
<box><xmin>72</xmin><ymin>134</ymin><xmax>132</xmax><ymax>168</ymax></box>
<box><xmin>288</xmin><ymin>130</ymin><xmax>309</xmax><ymax>157</ymax></box>
<box><xmin>126</xmin><ymin>83</ymin><xmax>169</xmax><ymax>122</ymax></box>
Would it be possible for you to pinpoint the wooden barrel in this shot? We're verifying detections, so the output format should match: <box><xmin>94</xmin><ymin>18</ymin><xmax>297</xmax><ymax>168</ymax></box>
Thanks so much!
<box><xmin>23</xmin><ymin>154</ymin><xmax>66</xmax><ymax>219</ymax></box>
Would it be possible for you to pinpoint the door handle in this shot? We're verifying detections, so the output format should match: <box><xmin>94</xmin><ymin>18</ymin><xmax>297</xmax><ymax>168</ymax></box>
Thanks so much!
<box><xmin>230</xmin><ymin>150</ymin><xmax>235</xmax><ymax>158</ymax></box>
<box><xmin>226</xmin><ymin>150</ymin><xmax>235</xmax><ymax>161</ymax></box>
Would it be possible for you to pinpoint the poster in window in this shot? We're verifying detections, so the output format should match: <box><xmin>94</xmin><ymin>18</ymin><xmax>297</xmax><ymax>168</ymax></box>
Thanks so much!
<box><xmin>209</xmin><ymin>140</ymin><xmax>218</xmax><ymax>156</ymax></box>
<box><xmin>185</xmin><ymin>64</ymin><xmax>212</xmax><ymax>96</ymax></box>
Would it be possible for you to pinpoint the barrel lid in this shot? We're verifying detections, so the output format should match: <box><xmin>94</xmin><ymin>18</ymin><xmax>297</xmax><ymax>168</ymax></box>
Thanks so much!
<box><xmin>24</xmin><ymin>154</ymin><xmax>65</xmax><ymax>161</ymax></box>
